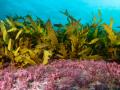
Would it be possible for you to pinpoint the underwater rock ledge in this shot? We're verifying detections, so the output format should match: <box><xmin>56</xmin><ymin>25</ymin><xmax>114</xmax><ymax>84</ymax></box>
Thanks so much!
<box><xmin>0</xmin><ymin>60</ymin><xmax>119</xmax><ymax>90</ymax></box>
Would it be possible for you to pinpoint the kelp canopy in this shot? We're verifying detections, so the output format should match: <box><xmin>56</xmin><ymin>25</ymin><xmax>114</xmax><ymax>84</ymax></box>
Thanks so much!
<box><xmin>0</xmin><ymin>10</ymin><xmax>120</xmax><ymax>68</ymax></box>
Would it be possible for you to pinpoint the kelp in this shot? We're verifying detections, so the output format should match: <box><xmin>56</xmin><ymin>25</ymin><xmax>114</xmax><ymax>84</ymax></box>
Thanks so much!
<box><xmin>0</xmin><ymin>10</ymin><xmax>120</xmax><ymax>68</ymax></box>
<box><xmin>102</xmin><ymin>18</ymin><xmax>120</xmax><ymax>59</ymax></box>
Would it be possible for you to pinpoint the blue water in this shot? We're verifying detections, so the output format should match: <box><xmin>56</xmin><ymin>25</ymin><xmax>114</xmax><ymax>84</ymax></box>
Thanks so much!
<box><xmin>0</xmin><ymin>0</ymin><xmax>120</xmax><ymax>31</ymax></box>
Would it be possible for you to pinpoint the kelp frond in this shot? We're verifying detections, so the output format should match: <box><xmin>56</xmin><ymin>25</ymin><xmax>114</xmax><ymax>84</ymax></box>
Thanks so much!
<box><xmin>0</xmin><ymin>10</ymin><xmax>120</xmax><ymax>68</ymax></box>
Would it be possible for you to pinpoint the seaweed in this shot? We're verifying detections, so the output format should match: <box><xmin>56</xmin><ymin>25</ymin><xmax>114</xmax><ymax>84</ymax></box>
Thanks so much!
<box><xmin>0</xmin><ymin>10</ymin><xmax>120</xmax><ymax>68</ymax></box>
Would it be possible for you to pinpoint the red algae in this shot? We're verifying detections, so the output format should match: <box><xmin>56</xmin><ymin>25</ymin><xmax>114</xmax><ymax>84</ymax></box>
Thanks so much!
<box><xmin>0</xmin><ymin>60</ymin><xmax>119</xmax><ymax>90</ymax></box>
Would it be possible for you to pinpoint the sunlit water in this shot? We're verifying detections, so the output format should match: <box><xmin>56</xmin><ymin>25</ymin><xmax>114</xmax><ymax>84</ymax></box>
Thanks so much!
<box><xmin>0</xmin><ymin>0</ymin><xmax>120</xmax><ymax>31</ymax></box>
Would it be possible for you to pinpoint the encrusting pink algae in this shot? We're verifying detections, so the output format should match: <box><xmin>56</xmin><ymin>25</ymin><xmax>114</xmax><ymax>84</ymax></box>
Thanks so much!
<box><xmin>0</xmin><ymin>60</ymin><xmax>120</xmax><ymax>90</ymax></box>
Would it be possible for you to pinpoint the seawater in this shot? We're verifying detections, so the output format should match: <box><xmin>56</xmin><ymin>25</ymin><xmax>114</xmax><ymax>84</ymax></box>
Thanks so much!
<box><xmin>0</xmin><ymin>0</ymin><xmax>120</xmax><ymax>32</ymax></box>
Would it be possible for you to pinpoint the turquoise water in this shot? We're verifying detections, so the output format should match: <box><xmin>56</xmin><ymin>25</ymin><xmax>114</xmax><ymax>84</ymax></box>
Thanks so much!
<box><xmin>0</xmin><ymin>0</ymin><xmax>120</xmax><ymax>31</ymax></box>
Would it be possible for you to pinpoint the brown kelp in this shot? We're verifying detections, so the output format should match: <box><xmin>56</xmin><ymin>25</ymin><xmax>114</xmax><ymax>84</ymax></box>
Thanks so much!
<box><xmin>0</xmin><ymin>10</ymin><xmax>120</xmax><ymax>68</ymax></box>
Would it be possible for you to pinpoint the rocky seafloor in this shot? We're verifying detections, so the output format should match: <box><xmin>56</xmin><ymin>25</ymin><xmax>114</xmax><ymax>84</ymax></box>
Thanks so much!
<box><xmin>0</xmin><ymin>60</ymin><xmax>120</xmax><ymax>90</ymax></box>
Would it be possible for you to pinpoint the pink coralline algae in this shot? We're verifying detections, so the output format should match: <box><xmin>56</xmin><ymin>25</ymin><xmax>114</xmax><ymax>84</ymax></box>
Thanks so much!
<box><xmin>0</xmin><ymin>60</ymin><xmax>120</xmax><ymax>90</ymax></box>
